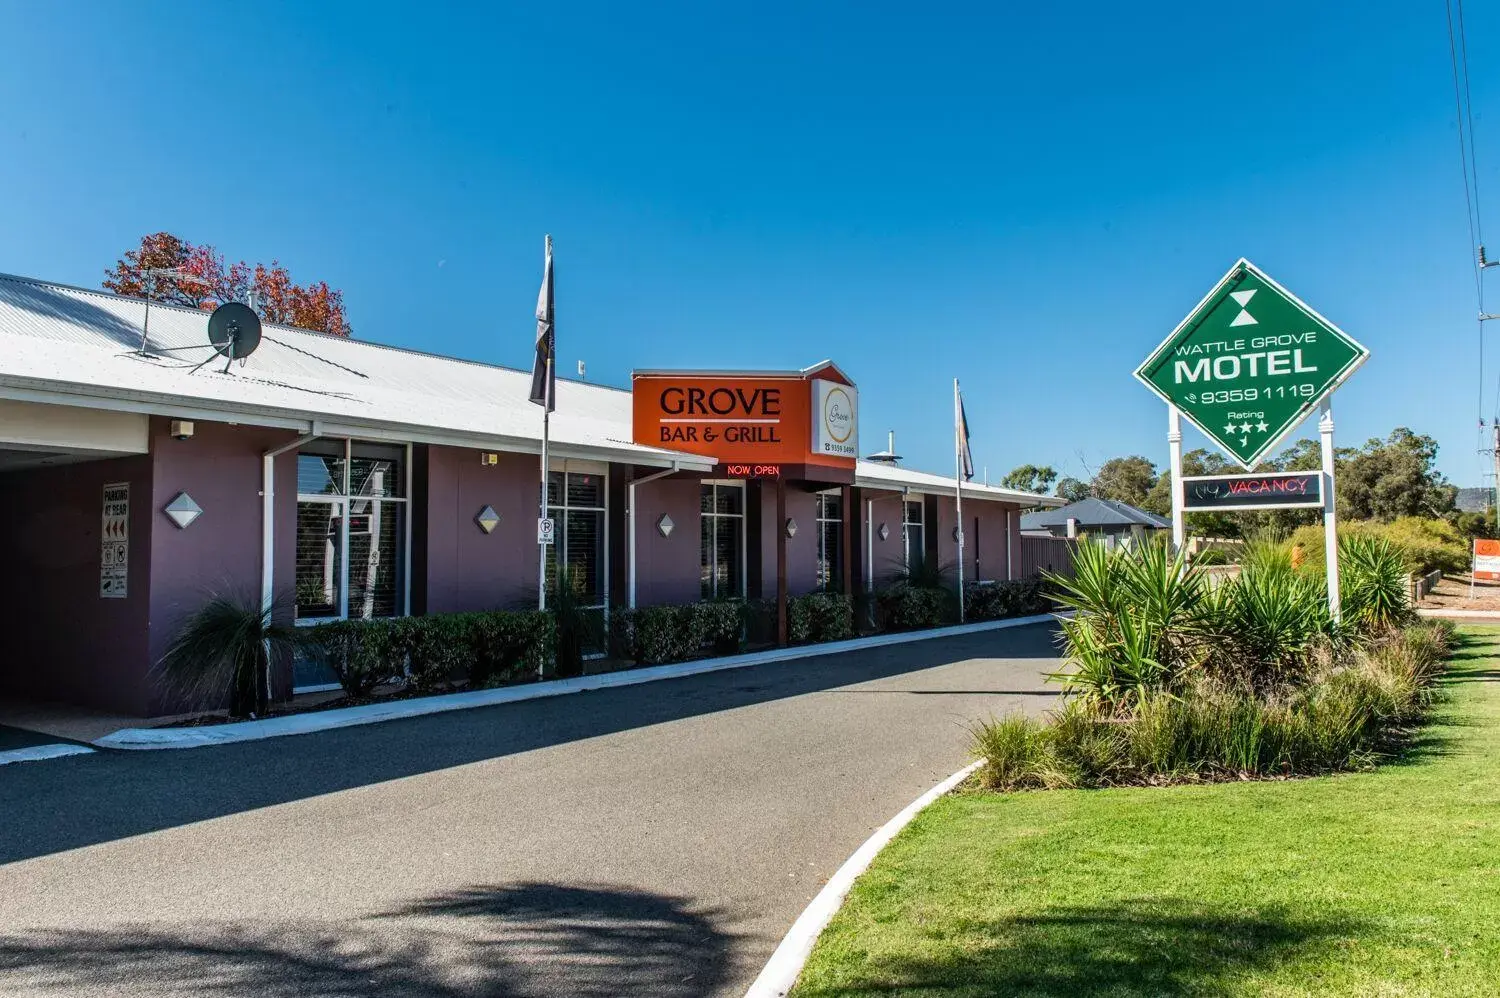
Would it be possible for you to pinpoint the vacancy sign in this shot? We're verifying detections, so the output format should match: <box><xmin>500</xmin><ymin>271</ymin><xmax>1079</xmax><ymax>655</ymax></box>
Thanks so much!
<box><xmin>1135</xmin><ymin>259</ymin><xmax>1369</xmax><ymax>469</ymax></box>
<box><xmin>1474</xmin><ymin>539</ymin><xmax>1500</xmax><ymax>581</ymax></box>
<box><xmin>100</xmin><ymin>482</ymin><xmax>130</xmax><ymax>599</ymax></box>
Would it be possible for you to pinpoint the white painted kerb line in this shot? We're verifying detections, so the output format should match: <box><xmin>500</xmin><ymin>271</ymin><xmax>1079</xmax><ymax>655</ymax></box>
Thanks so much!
<box><xmin>743</xmin><ymin>759</ymin><xmax>985</xmax><ymax>998</ymax></box>
<box><xmin>0</xmin><ymin>743</ymin><xmax>96</xmax><ymax>766</ymax></box>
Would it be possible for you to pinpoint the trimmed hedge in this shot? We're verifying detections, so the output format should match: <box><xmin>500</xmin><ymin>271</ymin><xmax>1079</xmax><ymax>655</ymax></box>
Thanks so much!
<box><xmin>964</xmin><ymin>578</ymin><xmax>1050</xmax><ymax>622</ymax></box>
<box><xmin>877</xmin><ymin>583</ymin><xmax>953</xmax><ymax>631</ymax></box>
<box><xmin>306</xmin><ymin>610</ymin><xmax>553</xmax><ymax>695</ymax></box>
<box><xmin>788</xmin><ymin>592</ymin><xmax>854</xmax><ymax>644</ymax></box>
<box><xmin>610</xmin><ymin>600</ymin><xmax>745</xmax><ymax>665</ymax></box>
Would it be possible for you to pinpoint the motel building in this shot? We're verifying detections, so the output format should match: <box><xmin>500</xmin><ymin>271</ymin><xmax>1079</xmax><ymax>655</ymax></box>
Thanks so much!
<box><xmin>0</xmin><ymin>273</ymin><xmax>1062</xmax><ymax>718</ymax></box>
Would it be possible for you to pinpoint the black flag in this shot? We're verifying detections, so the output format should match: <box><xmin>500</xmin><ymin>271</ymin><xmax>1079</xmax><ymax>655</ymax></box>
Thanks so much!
<box><xmin>529</xmin><ymin>235</ymin><xmax>555</xmax><ymax>411</ymax></box>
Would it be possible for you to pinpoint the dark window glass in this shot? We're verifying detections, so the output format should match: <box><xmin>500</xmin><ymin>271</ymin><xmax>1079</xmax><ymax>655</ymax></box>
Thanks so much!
<box><xmin>295</xmin><ymin>501</ymin><xmax>343</xmax><ymax>619</ymax></box>
<box><xmin>816</xmin><ymin>492</ymin><xmax>843</xmax><ymax>592</ymax></box>
<box><xmin>348</xmin><ymin>502</ymin><xmax>404</xmax><ymax>619</ymax></box>
<box><xmin>567</xmin><ymin>473</ymin><xmax>603</xmax><ymax>509</ymax></box>
<box><xmin>297</xmin><ymin>455</ymin><xmax>345</xmax><ymax>496</ymax></box>
<box><xmin>715</xmin><ymin>515</ymin><xmax>743</xmax><ymax>598</ymax></box>
<box><xmin>904</xmin><ymin>500</ymin><xmax>925</xmax><ymax>573</ymax></box>
<box><xmin>350</xmin><ymin>458</ymin><xmax>401</xmax><ymax>498</ymax></box>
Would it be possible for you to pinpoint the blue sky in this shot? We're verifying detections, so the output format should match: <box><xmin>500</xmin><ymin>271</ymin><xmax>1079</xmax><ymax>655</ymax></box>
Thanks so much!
<box><xmin>0</xmin><ymin>1</ymin><xmax>1494</xmax><ymax>486</ymax></box>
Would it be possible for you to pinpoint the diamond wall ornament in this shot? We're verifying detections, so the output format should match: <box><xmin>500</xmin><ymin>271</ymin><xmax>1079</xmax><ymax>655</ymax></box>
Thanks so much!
<box><xmin>475</xmin><ymin>505</ymin><xmax>500</xmax><ymax>534</ymax></box>
<box><xmin>877</xmin><ymin>523</ymin><xmax>890</xmax><ymax>541</ymax></box>
<box><xmin>656</xmin><ymin>513</ymin><xmax>675</xmax><ymax>538</ymax></box>
<box><xmin>785</xmin><ymin>517</ymin><xmax>798</xmax><ymax>538</ymax></box>
<box><xmin>163</xmin><ymin>492</ymin><xmax>202</xmax><ymax>529</ymax></box>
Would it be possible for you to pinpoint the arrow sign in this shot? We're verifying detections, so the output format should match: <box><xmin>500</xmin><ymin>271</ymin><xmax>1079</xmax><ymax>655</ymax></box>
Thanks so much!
<box><xmin>1134</xmin><ymin>259</ymin><xmax>1369</xmax><ymax>469</ymax></box>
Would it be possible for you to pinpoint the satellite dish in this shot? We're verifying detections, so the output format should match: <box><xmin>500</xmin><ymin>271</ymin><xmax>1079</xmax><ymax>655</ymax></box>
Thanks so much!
<box><xmin>207</xmin><ymin>302</ymin><xmax>262</xmax><ymax>360</ymax></box>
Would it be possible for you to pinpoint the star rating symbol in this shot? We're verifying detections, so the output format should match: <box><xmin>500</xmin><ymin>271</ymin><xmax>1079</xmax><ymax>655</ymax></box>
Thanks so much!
<box><xmin>1223</xmin><ymin>422</ymin><xmax>1238</xmax><ymax>436</ymax></box>
<box><xmin>1239</xmin><ymin>422</ymin><xmax>1252</xmax><ymax>434</ymax></box>
<box><xmin>1256</xmin><ymin>420</ymin><xmax>1269</xmax><ymax>433</ymax></box>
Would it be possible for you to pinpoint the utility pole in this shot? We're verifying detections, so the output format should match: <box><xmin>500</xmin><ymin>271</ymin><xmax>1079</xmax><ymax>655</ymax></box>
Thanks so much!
<box><xmin>1493</xmin><ymin>422</ymin><xmax>1499</xmax><ymax>531</ymax></box>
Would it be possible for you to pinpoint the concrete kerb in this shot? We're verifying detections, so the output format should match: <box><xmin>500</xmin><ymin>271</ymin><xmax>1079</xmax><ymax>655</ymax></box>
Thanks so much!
<box><xmin>743</xmin><ymin>759</ymin><xmax>985</xmax><ymax>998</ymax></box>
<box><xmin>0</xmin><ymin>743</ymin><xmax>97</xmax><ymax>766</ymax></box>
<box><xmin>94</xmin><ymin>612</ymin><xmax>1068</xmax><ymax>750</ymax></box>
<box><xmin>1416</xmin><ymin>608</ymin><xmax>1500</xmax><ymax>620</ymax></box>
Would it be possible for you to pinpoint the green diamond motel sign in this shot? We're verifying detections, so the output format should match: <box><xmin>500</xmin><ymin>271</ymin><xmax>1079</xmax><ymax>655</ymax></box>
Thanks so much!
<box><xmin>1134</xmin><ymin>259</ymin><xmax>1369</xmax><ymax>469</ymax></box>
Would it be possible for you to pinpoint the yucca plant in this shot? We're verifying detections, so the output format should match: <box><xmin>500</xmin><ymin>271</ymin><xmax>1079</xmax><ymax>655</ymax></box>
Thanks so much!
<box><xmin>1215</xmin><ymin>564</ymin><xmax>1331</xmax><ymax>692</ymax></box>
<box><xmin>157</xmin><ymin>592</ymin><xmax>302</xmax><ymax>718</ymax></box>
<box><xmin>1339</xmin><ymin>534</ymin><xmax>1412</xmax><ymax>633</ymax></box>
<box><xmin>1051</xmin><ymin>609</ymin><xmax>1170</xmax><ymax>711</ymax></box>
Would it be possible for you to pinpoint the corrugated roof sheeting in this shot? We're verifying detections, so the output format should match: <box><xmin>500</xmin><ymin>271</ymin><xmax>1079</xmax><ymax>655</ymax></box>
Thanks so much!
<box><xmin>0</xmin><ymin>273</ymin><xmax>1062</xmax><ymax>505</ymax></box>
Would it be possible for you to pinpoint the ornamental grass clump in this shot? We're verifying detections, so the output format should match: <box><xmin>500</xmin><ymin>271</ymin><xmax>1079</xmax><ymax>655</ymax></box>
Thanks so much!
<box><xmin>973</xmin><ymin>537</ymin><xmax>1449</xmax><ymax>793</ymax></box>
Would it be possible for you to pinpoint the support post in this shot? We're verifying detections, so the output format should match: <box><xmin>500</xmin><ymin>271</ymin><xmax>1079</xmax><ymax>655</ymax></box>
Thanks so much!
<box><xmin>1168</xmin><ymin>405</ymin><xmax>1185</xmax><ymax>553</ymax></box>
<box><xmin>776</xmin><ymin>476</ymin><xmax>788</xmax><ymax>647</ymax></box>
<box><xmin>841</xmin><ymin>485</ymin><xmax>853</xmax><ymax>597</ymax></box>
<box><xmin>954</xmin><ymin>380</ymin><xmax>965</xmax><ymax>622</ymax></box>
<box><xmin>627</xmin><ymin>466</ymin><xmax>677</xmax><ymax>608</ymax></box>
<box><xmin>538</xmin><ymin>392</ymin><xmax>550</xmax><ymax>612</ymax></box>
<box><xmin>1320</xmin><ymin>399</ymin><xmax>1341</xmax><ymax>624</ymax></box>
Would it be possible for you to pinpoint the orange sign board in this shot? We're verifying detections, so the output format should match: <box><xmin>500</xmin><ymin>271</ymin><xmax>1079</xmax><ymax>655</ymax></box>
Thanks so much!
<box><xmin>631</xmin><ymin>367</ymin><xmax>858</xmax><ymax>474</ymax></box>
<box><xmin>1475</xmin><ymin>538</ymin><xmax>1500</xmax><ymax>581</ymax></box>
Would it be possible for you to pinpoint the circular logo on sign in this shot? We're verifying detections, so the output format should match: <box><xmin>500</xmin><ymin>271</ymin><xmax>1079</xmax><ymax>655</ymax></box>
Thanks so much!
<box><xmin>824</xmin><ymin>386</ymin><xmax>853</xmax><ymax>443</ymax></box>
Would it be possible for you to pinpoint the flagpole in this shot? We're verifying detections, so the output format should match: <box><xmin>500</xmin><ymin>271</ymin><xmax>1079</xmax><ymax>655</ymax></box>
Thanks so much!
<box><xmin>954</xmin><ymin>378</ymin><xmax>965</xmax><ymax>623</ymax></box>
<box><xmin>539</xmin><ymin>355</ymin><xmax>550</xmax><ymax>612</ymax></box>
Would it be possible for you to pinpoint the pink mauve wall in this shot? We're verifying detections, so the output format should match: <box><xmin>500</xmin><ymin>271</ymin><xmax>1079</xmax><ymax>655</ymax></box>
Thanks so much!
<box><xmin>756</xmin><ymin>487</ymin><xmax>819</xmax><ymax>596</ymax></box>
<box><xmin>147</xmin><ymin>418</ymin><xmax>300</xmax><ymax>713</ymax></box>
<box><xmin>935</xmin><ymin>497</ymin><xmax>1021</xmax><ymax>582</ymax></box>
<box><xmin>631</xmin><ymin>476</ymin><xmax>702</xmax><ymax>606</ymax></box>
<box><xmin>424</xmin><ymin>446</ymin><xmax>539</xmax><ymax>612</ymax></box>
<box><xmin>0</xmin><ymin>453</ymin><xmax>154</xmax><ymax>715</ymax></box>
<box><xmin>861</xmin><ymin>489</ymin><xmax>908</xmax><ymax>584</ymax></box>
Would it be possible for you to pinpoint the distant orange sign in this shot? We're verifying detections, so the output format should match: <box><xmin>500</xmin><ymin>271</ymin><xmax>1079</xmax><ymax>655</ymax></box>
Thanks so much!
<box><xmin>631</xmin><ymin>367</ymin><xmax>857</xmax><ymax>474</ymax></box>
<box><xmin>1475</xmin><ymin>538</ymin><xmax>1500</xmax><ymax>581</ymax></box>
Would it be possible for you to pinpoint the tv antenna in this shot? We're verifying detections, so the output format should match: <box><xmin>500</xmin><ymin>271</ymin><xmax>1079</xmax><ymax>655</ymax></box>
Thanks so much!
<box><xmin>137</xmin><ymin>268</ymin><xmax>212</xmax><ymax>354</ymax></box>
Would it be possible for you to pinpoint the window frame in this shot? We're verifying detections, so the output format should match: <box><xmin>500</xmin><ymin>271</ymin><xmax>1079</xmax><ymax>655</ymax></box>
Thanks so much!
<box><xmin>902</xmin><ymin>498</ymin><xmax>925</xmax><ymax>574</ymax></box>
<box><xmin>815</xmin><ymin>488</ymin><xmax>843</xmax><ymax>592</ymax></box>
<box><xmin>700</xmin><ymin>480</ymin><xmax>747</xmax><ymax>601</ymax></box>
<box><xmin>294</xmin><ymin>438</ymin><xmax>410</xmax><ymax>627</ymax></box>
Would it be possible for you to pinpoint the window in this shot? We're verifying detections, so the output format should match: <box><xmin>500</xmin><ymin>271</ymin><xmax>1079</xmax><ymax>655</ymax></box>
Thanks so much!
<box><xmin>295</xmin><ymin>442</ymin><xmax>406</xmax><ymax>623</ymax></box>
<box><xmin>700</xmin><ymin>483</ymin><xmax>745</xmax><ymax>600</ymax></box>
<box><xmin>544</xmin><ymin>469</ymin><xmax>608</xmax><ymax>615</ymax></box>
<box><xmin>903</xmin><ymin>499</ymin><xmax>925</xmax><ymax>575</ymax></box>
<box><xmin>816</xmin><ymin>491</ymin><xmax>843</xmax><ymax>591</ymax></box>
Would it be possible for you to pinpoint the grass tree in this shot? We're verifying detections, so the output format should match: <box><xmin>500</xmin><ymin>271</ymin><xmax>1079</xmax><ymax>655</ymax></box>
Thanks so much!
<box><xmin>157</xmin><ymin>592</ymin><xmax>302</xmax><ymax>718</ymax></box>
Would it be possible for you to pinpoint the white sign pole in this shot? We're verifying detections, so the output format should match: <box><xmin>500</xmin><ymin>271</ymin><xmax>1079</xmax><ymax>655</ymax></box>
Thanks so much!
<box><xmin>1168</xmin><ymin>405</ymin><xmax>1185</xmax><ymax>554</ymax></box>
<box><xmin>1319</xmin><ymin>398</ymin><xmax>1341</xmax><ymax>624</ymax></box>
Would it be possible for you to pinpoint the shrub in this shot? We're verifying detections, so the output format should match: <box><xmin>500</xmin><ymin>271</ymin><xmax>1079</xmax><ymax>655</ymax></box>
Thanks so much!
<box><xmin>1212</xmin><ymin>559</ymin><xmax>1331</xmax><ymax>691</ymax></box>
<box><xmin>304</xmin><ymin>617</ymin><xmax>401</xmax><ymax>696</ymax></box>
<box><xmin>789</xmin><ymin>592</ymin><xmax>854</xmax><ymax>643</ymax></box>
<box><xmin>156</xmin><ymin>592</ymin><xmax>303</xmax><ymax>718</ymax></box>
<box><xmin>970</xmin><ymin>712</ymin><xmax>1047</xmax><ymax>791</ymax></box>
<box><xmin>1290</xmin><ymin>518</ymin><xmax>1468</xmax><ymax>576</ymax></box>
<box><xmin>877</xmin><ymin>582</ymin><xmax>951</xmax><ymax>631</ymax></box>
<box><xmin>1192</xmin><ymin>547</ymin><xmax>1229</xmax><ymax>566</ymax></box>
<box><xmin>393</xmin><ymin>613</ymin><xmax>475</xmax><ymax>691</ymax></box>
<box><xmin>470</xmin><ymin>610</ymin><xmax>553</xmax><ymax>686</ymax></box>
<box><xmin>610</xmin><ymin>600</ymin><xmax>747</xmax><ymax>665</ymax></box>
<box><xmin>1338</xmin><ymin>534</ymin><xmax>1413</xmax><ymax>633</ymax></box>
<box><xmin>965</xmin><ymin>578</ymin><xmax>1049</xmax><ymax>621</ymax></box>
<box><xmin>972</xmin><ymin>620</ymin><xmax>1449</xmax><ymax>791</ymax></box>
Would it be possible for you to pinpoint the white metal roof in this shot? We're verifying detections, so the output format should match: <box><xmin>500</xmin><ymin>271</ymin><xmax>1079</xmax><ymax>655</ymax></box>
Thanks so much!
<box><xmin>0</xmin><ymin>273</ymin><xmax>1063</xmax><ymax>506</ymax></box>
<box><xmin>0</xmin><ymin>273</ymin><xmax>713</xmax><ymax>470</ymax></box>
<box><xmin>855</xmin><ymin>461</ymin><xmax>1066</xmax><ymax>507</ymax></box>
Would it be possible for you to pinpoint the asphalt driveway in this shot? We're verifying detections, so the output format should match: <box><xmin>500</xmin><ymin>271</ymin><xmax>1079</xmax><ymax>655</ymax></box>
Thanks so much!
<box><xmin>0</xmin><ymin>622</ymin><xmax>1062</xmax><ymax>997</ymax></box>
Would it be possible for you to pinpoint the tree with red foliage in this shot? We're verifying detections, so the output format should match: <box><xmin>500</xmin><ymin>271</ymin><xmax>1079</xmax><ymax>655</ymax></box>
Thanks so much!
<box><xmin>103</xmin><ymin>232</ymin><xmax>350</xmax><ymax>336</ymax></box>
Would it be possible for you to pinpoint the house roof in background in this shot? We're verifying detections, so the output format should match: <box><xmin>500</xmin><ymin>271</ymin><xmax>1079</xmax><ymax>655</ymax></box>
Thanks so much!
<box><xmin>1020</xmin><ymin>497</ymin><xmax>1171</xmax><ymax>530</ymax></box>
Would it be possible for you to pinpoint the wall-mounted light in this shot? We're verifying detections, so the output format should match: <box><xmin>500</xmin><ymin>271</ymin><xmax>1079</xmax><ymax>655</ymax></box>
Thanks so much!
<box><xmin>479</xmin><ymin>452</ymin><xmax>499</xmax><ymax>467</ymax></box>
<box><xmin>164</xmin><ymin>492</ymin><xmax>202</xmax><ymax>529</ymax></box>
<box><xmin>878</xmin><ymin>523</ymin><xmax>889</xmax><ymax>541</ymax></box>
<box><xmin>785</xmin><ymin>518</ymin><xmax>798</xmax><ymax>538</ymax></box>
<box><xmin>475</xmin><ymin>505</ymin><xmax>500</xmax><ymax>534</ymax></box>
<box><xmin>169</xmin><ymin>419</ymin><xmax>194</xmax><ymax>441</ymax></box>
<box><xmin>657</xmin><ymin>513</ymin><xmax>675</xmax><ymax>538</ymax></box>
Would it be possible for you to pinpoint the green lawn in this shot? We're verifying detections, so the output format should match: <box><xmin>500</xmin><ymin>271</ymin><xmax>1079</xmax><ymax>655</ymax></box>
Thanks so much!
<box><xmin>792</xmin><ymin>626</ymin><xmax>1500</xmax><ymax>998</ymax></box>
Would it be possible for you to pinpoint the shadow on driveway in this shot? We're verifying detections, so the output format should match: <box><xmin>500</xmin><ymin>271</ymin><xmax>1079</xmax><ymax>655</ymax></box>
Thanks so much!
<box><xmin>0</xmin><ymin>624</ymin><xmax>1062</xmax><ymax>864</ymax></box>
<box><xmin>0</xmin><ymin>882</ymin><xmax>733</xmax><ymax>997</ymax></box>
